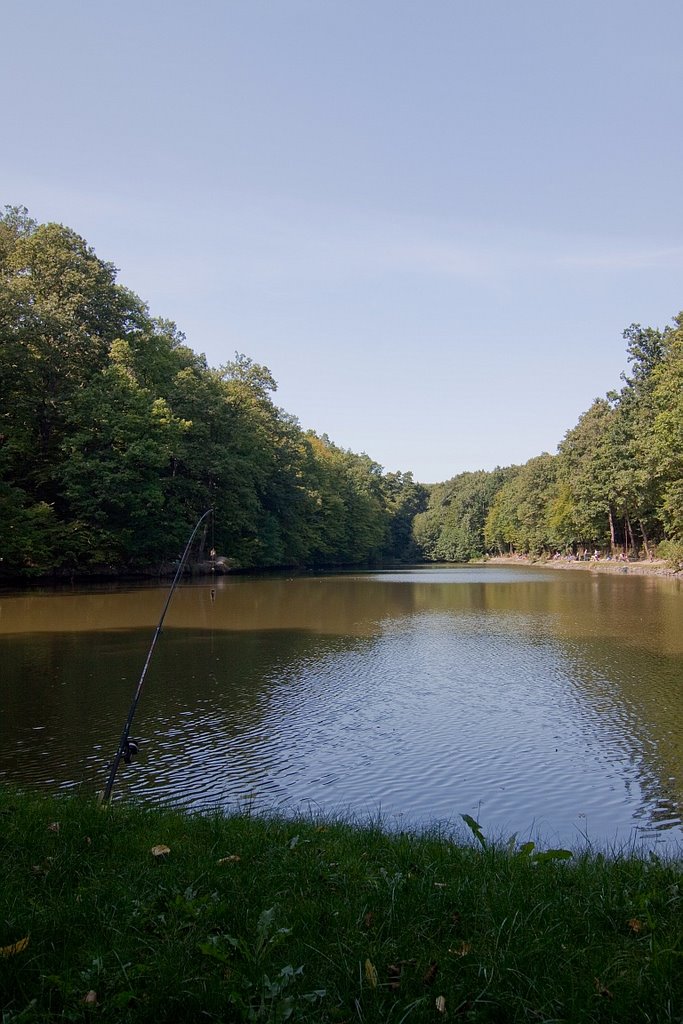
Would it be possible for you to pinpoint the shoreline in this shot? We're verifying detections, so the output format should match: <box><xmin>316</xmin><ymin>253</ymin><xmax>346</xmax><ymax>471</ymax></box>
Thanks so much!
<box><xmin>484</xmin><ymin>554</ymin><xmax>680</xmax><ymax>578</ymax></box>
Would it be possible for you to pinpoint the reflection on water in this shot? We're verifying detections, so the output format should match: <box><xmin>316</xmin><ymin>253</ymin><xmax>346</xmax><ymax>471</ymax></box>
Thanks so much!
<box><xmin>1</xmin><ymin>567</ymin><xmax>681</xmax><ymax>851</ymax></box>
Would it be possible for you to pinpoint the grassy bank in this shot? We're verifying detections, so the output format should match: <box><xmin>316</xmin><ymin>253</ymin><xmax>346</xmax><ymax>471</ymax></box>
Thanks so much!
<box><xmin>1</xmin><ymin>791</ymin><xmax>681</xmax><ymax>1023</ymax></box>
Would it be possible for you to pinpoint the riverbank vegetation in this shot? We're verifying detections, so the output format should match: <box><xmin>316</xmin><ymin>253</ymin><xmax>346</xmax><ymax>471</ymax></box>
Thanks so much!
<box><xmin>1</xmin><ymin>205</ymin><xmax>681</xmax><ymax>577</ymax></box>
<box><xmin>1</xmin><ymin>789</ymin><xmax>681</xmax><ymax>1023</ymax></box>
<box><xmin>414</xmin><ymin>322</ymin><xmax>683</xmax><ymax>568</ymax></box>
<box><xmin>0</xmin><ymin>207</ymin><xmax>427</xmax><ymax>576</ymax></box>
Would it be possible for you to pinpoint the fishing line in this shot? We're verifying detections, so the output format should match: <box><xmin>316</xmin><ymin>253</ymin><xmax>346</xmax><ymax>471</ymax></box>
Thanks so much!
<box><xmin>100</xmin><ymin>508</ymin><xmax>214</xmax><ymax>803</ymax></box>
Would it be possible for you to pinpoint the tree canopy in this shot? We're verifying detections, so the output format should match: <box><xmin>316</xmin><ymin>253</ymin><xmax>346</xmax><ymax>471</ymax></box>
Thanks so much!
<box><xmin>0</xmin><ymin>208</ymin><xmax>427</xmax><ymax>575</ymax></box>
<box><xmin>417</xmin><ymin>319</ymin><xmax>682</xmax><ymax>565</ymax></box>
<box><xmin>1</xmin><ymin>206</ymin><xmax>680</xmax><ymax>576</ymax></box>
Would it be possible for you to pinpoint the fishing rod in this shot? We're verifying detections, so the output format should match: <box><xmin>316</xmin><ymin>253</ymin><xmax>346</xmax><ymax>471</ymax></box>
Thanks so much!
<box><xmin>100</xmin><ymin>508</ymin><xmax>214</xmax><ymax>803</ymax></box>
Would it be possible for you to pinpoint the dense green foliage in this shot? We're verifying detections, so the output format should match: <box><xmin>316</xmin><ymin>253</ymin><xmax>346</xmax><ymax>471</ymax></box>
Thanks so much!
<box><xmin>412</xmin><ymin>468</ymin><xmax>512</xmax><ymax>562</ymax></box>
<box><xmin>1</xmin><ymin>790</ymin><xmax>681</xmax><ymax>1023</ymax></box>
<box><xmin>0</xmin><ymin>208</ymin><xmax>426</xmax><ymax>575</ymax></box>
<box><xmin>1</xmin><ymin>205</ymin><xmax>681</xmax><ymax>574</ymax></box>
<box><xmin>419</xmin><ymin>319</ymin><xmax>683</xmax><ymax>564</ymax></box>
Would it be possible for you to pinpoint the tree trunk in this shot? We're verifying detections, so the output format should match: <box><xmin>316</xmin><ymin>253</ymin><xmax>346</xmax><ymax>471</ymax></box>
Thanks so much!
<box><xmin>640</xmin><ymin>520</ymin><xmax>651</xmax><ymax>560</ymax></box>
<box><xmin>608</xmin><ymin>508</ymin><xmax>616</xmax><ymax>551</ymax></box>
<box><xmin>624</xmin><ymin>511</ymin><xmax>636</xmax><ymax>554</ymax></box>
<box><xmin>199</xmin><ymin>521</ymin><xmax>209</xmax><ymax>560</ymax></box>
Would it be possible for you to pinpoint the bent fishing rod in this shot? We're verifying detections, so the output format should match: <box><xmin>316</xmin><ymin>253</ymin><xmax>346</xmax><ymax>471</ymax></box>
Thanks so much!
<box><xmin>100</xmin><ymin>508</ymin><xmax>214</xmax><ymax>803</ymax></box>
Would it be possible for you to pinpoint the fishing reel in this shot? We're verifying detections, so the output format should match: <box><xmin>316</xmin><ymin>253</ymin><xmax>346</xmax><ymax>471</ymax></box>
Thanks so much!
<box><xmin>122</xmin><ymin>737</ymin><xmax>139</xmax><ymax>765</ymax></box>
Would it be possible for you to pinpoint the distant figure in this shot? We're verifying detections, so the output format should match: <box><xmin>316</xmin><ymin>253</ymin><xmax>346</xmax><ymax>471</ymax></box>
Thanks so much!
<box><xmin>592</xmin><ymin>549</ymin><xmax>600</xmax><ymax>561</ymax></box>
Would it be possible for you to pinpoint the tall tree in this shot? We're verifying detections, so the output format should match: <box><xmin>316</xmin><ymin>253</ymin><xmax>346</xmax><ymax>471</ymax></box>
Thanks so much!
<box><xmin>483</xmin><ymin>455</ymin><xmax>558</xmax><ymax>555</ymax></box>
<box><xmin>555</xmin><ymin>400</ymin><xmax>617</xmax><ymax>549</ymax></box>
<box><xmin>380</xmin><ymin>471</ymin><xmax>429</xmax><ymax>561</ymax></box>
<box><xmin>413</xmin><ymin>468</ymin><xmax>510</xmax><ymax>561</ymax></box>
<box><xmin>57</xmin><ymin>341</ymin><xmax>191</xmax><ymax>565</ymax></box>
<box><xmin>1</xmin><ymin>217</ymin><xmax>144</xmax><ymax>505</ymax></box>
<box><xmin>648</xmin><ymin>315</ymin><xmax>683</xmax><ymax>543</ymax></box>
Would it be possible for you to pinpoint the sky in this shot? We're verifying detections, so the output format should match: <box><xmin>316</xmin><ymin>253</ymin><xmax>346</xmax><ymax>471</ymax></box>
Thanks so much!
<box><xmin>3</xmin><ymin>0</ymin><xmax>682</xmax><ymax>483</ymax></box>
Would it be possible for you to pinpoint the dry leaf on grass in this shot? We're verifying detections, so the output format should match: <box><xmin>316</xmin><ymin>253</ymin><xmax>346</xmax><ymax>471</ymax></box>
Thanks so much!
<box><xmin>435</xmin><ymin>995</ymin><xmax>447</xmax><ymax>1014</ymax></box>
<box><xmin>151</xmin><ymin>844</ymin><xmax>171</xmax><ymax>858</ymax></box>
<box><xmin>449</xmin><ymin>942</ymin><xmax>471</xmax><ymax>957</ymax></box>
<box><xmin>364</xmin><ymin>959</ymin><xmax>378</xmax><ymax>988</ymax></box>
<box><xmin>0</xmin><ymin>937</ymin><xmax>29</xmax><ymax>958</ymax></box>
<box><xmin>83</xmin><ymin>990</ymin><xmax>98</xmax><ymax>1006</ymax></box>
<box><xmin>217</xmin><ymin>855</ymin><xmax>241</xmax><ymax>865</ymax></box>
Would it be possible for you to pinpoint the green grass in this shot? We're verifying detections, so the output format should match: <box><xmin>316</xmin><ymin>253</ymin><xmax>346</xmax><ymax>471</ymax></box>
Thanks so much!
<box><xmin>1</xmin><ymin>789</ymin><xmax>681</xmax><ymax>1023</ymax></box>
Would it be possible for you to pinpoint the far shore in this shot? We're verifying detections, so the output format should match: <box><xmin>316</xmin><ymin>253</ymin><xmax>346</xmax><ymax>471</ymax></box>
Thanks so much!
<box><xmin>484</xmin><ymin>553</ymin><xmax>681</xmax><ymax>578</ymax></box>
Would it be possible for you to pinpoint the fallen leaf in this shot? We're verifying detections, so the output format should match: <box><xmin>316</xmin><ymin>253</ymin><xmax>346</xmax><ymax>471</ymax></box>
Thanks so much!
<box><xmin>435</xmin><ymin>995</ymin><xmax>447</xmax><ymax>1014</ymax></box>
<box><xmin>151</xmin><ymin>844</ymin><xmax>171</xmax><ymax>858</ymax></box>
<box><xmin>594</xmin><ymin>978</ymin><xmax>613</xmax><ymax>999</ymax></box>
<box><xmin>47</xmin><ymin>822</ymin><xmax>60</xmax><ymax>833</ymax></box>
<box><xmin>216</xmin><ymin>855</ymin><xmax>241</xmax><ymax>865</ymax></box>
<box><xmin>627</xmin><ymin>917</ymin><xmax>644</xmax><ymax>934</ymax></box>
<box><xmin>364</xmin><ymin>959</ymin><xmax>378</xmax><ymax>989</ymax></box>
<box><xmin>83</xmin><ymin>990</ymin><xmax>98</xmax><ymax>1006</ymax></box>
<box><xmin>423</xmin><ymin>961</ymin><xmax>439</xmax><ymax>986</ymax></box>
<box><xmin>433</xmin><ymin>882</ymin><xmax>447</xmax><ymax>889</ymax></box>
<box><xmin>0</xmin><ymin>937</ymin><xmax>29</xmax><ymax>958</ymax></box>
<box><xmin>448</xmin><ymin>942</ymin><xmax>471</xmax><ymax>957</ymax></box>
<box><xmin>363</xmin><ymin>912</ymin><xmax>375</xmax><ymax>929</ymax></box>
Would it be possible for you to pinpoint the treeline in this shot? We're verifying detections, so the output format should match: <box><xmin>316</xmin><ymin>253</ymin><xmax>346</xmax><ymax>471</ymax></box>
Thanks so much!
<box><xmin>1</xmin><ymin>206</ymin><xmax>681</xmax><ymax>578</ymax></box>
<box><xmin>0</xmin><ymin>207</ymin><xmax>427</xmax><ymax>576</ymax></box>
<box><xmin>415</xmin><ymin>319</ymin><xmax>683</xmax><ymax>564</ymax></box>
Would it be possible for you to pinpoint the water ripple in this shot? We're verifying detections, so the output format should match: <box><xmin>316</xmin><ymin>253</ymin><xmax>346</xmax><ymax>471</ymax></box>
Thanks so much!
<box><xmin>1</xmin><ymin>573</ymin><xmax>681</xmax><ymax>852</ymax></box>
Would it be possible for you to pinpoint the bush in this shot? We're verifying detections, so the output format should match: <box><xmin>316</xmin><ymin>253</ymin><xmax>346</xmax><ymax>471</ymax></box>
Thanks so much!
<box><xmin>656</xmin><ymin>539</ymin><xmax>683</xmax><ymax>570</ymax></box>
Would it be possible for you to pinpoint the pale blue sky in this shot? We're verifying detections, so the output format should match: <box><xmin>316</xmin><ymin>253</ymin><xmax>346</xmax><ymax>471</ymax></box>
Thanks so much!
<box><xmin>3</xmin><ymin>0</ymin><xmax>682</xmax><ymax>482</ymax></box>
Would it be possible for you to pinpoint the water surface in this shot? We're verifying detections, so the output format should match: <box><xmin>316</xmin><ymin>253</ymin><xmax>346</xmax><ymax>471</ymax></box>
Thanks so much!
<box><xmin>1</xmin><ymin>566</ymin><xmax>681</xmax><ymax>851</ymax></box>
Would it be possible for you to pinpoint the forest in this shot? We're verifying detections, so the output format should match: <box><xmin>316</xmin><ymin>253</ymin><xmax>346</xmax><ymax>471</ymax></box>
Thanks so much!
<box><xmin>414</xmin><ymin>319</ymin><xmax>683</xmax><ymax>566</ymax></box>
<box><xmin>1</xmin><ymin>206</ymin><xmax>681</xmax><ymax>577</ymax></box>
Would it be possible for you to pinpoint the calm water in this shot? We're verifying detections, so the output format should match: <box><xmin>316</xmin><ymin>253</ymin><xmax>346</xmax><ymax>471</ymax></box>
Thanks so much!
<box><xmin>1</xmin><ymin>566</ymin><xmax>681</xmax><ymax>852</ymax></box>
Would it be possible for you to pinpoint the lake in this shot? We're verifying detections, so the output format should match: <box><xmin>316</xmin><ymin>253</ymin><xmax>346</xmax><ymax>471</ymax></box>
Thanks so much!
<box><xmin>1</xmin><ymin>565</ymin><xmax>681</xmax><ymax>852</ymax></box>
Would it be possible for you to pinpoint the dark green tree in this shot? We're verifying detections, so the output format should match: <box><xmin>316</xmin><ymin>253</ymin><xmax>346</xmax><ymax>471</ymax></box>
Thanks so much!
<box><xmin>413</xmin><ymin>468</ymin><xmax>510</xmax><ymax>561</ymax></box>
<box><xmin>380</xmin><ymin>471</ymin><xmax>429</xmax><ymax>561</ymax></box>
<box><xmin>483</xmin><ymin>455</ymin><xmax>558</xmax><ymax>555</ymax></box>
